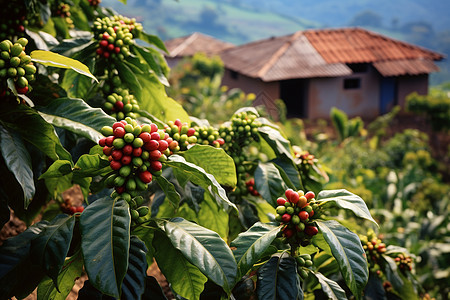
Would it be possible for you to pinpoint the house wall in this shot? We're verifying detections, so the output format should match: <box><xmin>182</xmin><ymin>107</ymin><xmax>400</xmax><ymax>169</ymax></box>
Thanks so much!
<box><xmin>222</xmin><ymin>69</ymin><xmax>280</xmax><ymax>118</ymax></box>
<box><xmin>396</xmin><ymin>74</ymin><xmax>429</xmax><ymax>107</ymax></box>
<box><xmin>307</xmin><ymin>66</ymin><xmax>381</xmax><ymax>119</ymax></box>
<box><xmin>166</xmin><ymin>57</ymin><xmax>183</xmax><ymax>70</ymax></box>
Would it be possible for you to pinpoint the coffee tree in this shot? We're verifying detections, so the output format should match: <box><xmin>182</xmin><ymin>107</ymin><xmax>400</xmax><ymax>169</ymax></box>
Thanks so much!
<box><xmin>0</xmin><ymin>1</ymin><xmax>399</xmax><ymax>300</ymax></box>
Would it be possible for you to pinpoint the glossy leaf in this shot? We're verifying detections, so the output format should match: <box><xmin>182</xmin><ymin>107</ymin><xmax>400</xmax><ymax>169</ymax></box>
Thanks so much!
<box><xmin>231</xmin><ymin>222</ymin><xmax>281</xmax><ymax>279</ymax></box>
<box><xmin>0</xmin><ymin>104</ymin><xmax>71</xmax><ymax>162</ymax></box>
<box><xmin>197</xmin><ymin>193</ymin><xmax>229</xmax><ymax>240</ymax></box>
<box><xmin>317</xmin><ymin>189</ymin><xmax>378</xmax><ymax>225</ymax></box>
<box><xmin>180</xmin><ymin>145</ymin><xmax>237</xmax><ymax>187</ymax></box>
<box><xmin>153</xmin><ymin>231</ymin><xmax>207</xmax><ymax>300</ymax></box>
<box><xmin>39</xmin><ymin>160</ymin><xmax>73</xmax><ymax>179</ymax></box>
<box><xmin>36</xmin><ymin>97</ymin><xmax>115</xmax><ymax>143</ymax></box>
<box><xmin>256</xmin><ymin>254</ymin><xmax>302</xmax><ymax>300</ymax></box>
<box><xmin>312</xmin><ymin>272</ymin><xmax>347</xmax><ymax>300</ymax></box>
<box><xmin>382</xmin><ymin>255</ymin><xmax>403</xmax><ymax>290</ymax></box>
<box><xmin>0</xmin><ymin>125</ymin><xmax>35</xmax><ymax>206</ymax></box>
<box><xmin>80</xmin><ymin>197</ymin><xmax>130</xmax><ymax>298</ymax></box>
<box><xmin>133</xmin><ymin>45</ymin><xmax>169</xmax><ymax>86</ymax></box>
<box><xmin>258</xmin><ymin>126</ymin><xmax>294</xmax><ymax>161</ymax></box>
<box><xmin>166</xmin><ymin>154</ymin><xmax>237</xmax><ymax>212</ymax></box>
<box><xmin>37</xmin><ymin>251</ymin><xmax>84</xmax><ymax>300</ymax></box>
<box><xmin>135</xmin><ymin>31</ymin><xmax>168</xmax><ymax>53</ymax></box>
<box><xmin>162</xmin><ymin>218</ymin><xmax>237</xmax><ymax>295</ymax></box>
<box><xmin>73</xmin><ymin>153</ymin><xmax>111</xmax><ymax>177</ymax></box>
<box><xmin>31</xmin><ymin>214</ymin><xmax>75</xmax><ymax>288</ymax></box>
<box><xmin>316</xmin><ymin>220</ymin><xmax>368</xmax><ymax>300</ymax></box>
<box><xmin>155</xmin><ymin>175</ymin><xmax>180</xmax><ymax>209</ymax></box>
<box><xmin>363</xmin><ymin>274</ymin><xmax>387</xmax><ymax>300</ymax></box>
<box><xmin>31</xmin><ymin>50</ymin><xmax>97</xmax><ymax>82</ymax></box>
<box><xmin>0</xmin><ymin>221</ymin><xmax>48</xmax><ymax>298</ymax></box>
<box><xmin>254</xmin><ymin>162</ymin><xmax>289</xmax><ymax>207</ymax></box>
<box><xmin>272</xmin><ymin>158</ymin><xmax>303</xmax><ymax>190</ymax></box>
<box><xmin>121</xmin><ymin>236</ymin><xmax>148</xmax><ymax>300</ymax></box>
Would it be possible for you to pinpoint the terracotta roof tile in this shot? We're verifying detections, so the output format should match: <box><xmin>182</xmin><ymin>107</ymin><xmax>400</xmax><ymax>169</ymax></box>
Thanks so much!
<box><xmin>164</xmin><ymin>32</ymin><xmax>234</xmax><ymax>58</ymax></box>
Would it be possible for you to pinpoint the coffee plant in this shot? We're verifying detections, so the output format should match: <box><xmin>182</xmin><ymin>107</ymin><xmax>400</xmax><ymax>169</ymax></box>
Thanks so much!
<box><xmin>0</xmin><ymin>0</ymin><xmax>441</xmax><ymax>300</ymax></box>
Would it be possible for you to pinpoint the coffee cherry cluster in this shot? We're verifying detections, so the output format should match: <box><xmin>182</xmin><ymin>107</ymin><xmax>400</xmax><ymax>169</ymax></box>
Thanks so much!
<box><xmin>0</xmin><ymin>38</ymin><xmax>36</xmax><ymax>95</ymax></box>
<box><xmin>0</xmin><ymin>1</ymin><xmax>27</xmax><ymax>40</ymax></box>
<box><xmin>294</xmin><ymin>150</ymin><xmax>316</xmax><ymax>165</ymax></box>
<box><xmin>103</xmin><ymin>88</ymin><xmax>140</xmax><ymax>120</ymax></box>
<box><xmin>61</xmin><ymin>198</ymin><xmax>84</xmax><ymax>215</ymax></box>
<box><xmin>275</xmin><ymin>189</ymin><xmax>320</xmax><ymax>247</ymax></box>
<box><xmin>53</xmin><ymin>2</ymin><xmax>74</xmax><ymax>29</ymax></box>
<box><xmin>164</xmin><ymin>119</ymin><xmax>197</xmax><ymax>151</ymax></box>
<box><xmin>361</xmin><ymin>230</ymin><xmax>387</xmax><ymax>265</ymax></box>
<box><xmin>230</xmin><ymin>152</ymin><xmax>251</xmax><ymax>197</ymax></box>
<box><xmin>229</xmin><ymin>111</ymin><xmax>261</xmax><ymax>146</ymax></box>
<box><xmin>194</xmin><ymin>125</ymin><xmax>224</xmax><ymax>148</ymax></box>
<box><xmin>296</xmin><ymin>253</ymin><xmax>313</xmax><ymax>280</ymax></box>
<box><xmin>99</xmin><ymin>118</ymin><xmax>175</xmax><ymax>200</ymax></box>
<box><xmin>92</xmin><ymin>16</ymin><xmax>142</xmax><ymax>60</ymax></box>
<box><xmin>245</xmin><ymin>178</ymin><xmax>259</xmax><ymax>196</ymax></box>
<box><xmin>124</xmin><ymin>195</ymin><xmax>149</xmax><ymax>226</ymax></box>
<box><xmin>394</xmin><ymin>253</ymin><xmax>413</xmax><ymax>272</ymax></box>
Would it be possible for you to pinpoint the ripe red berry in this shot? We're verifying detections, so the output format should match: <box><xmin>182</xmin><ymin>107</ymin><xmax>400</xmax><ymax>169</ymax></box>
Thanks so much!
<box><xmin>187</xmin><ymin>128</ymin><xmax>195</xmax><ymax>137</ymax></box>
<box><xmin>150</xmin><ymin>123</ymin><xmax>158</xmax><ymax>133</ymax></box>
<box><xmin>100</xmin><ymin>40</ymin><xmax>108</xmax><ymax>48</ymax></box>
<box><xmin>288</xmin><ymin>192</ymin><xmax>300</xmax><ymax>204</ymax></box>
<box><xmin>110</xmin><ymin>160</ymin><xmax>121</xmax><ymax>170</ymax></box>
<box><xmin>99</xmin><ymin>137</ymin><xmax>106</xmax><ymax>147</ymax></box>
<box><xmin>96</xmin><ymin>48</ymin><xmax>103</xmax><ymax>55</ymax></box>
<box><xmin>139</xmin><ymin>132</ymin><xmax>151</xmax><ymax>143</ymax></box>
<box><xmin>299</xmin><ymin>211</ymin><xmax>309</xmax><ymax>221</ymax></box>
<box><xmin>16</xmin><ymin>86</ymin><xmax>29</xmax><ymax>94</ymax></box>
<box><xmin>115</xmin><ymin>101</ymin><xmax>124</xmax><ymax>110</ymax></box>
<box><xmin>283</xmin><ymin>228</ymin><xmax>294</xmax><ymax>239</ymax></box>
<box><xmin>174</xmin><ymin>119</ymin><xmax>182</xmax><ymax>127</ymax></box>
<box><xmin>103</xmin><ymin>146</ymin><xmax>113</xmax><ymax>156</ymax></box>
<box><xmin>76</xmin><ymin>206</ymin><xmax>84</xmax><ymax>213</ymax></box>
<box><xmin>70</xmin><ymin>206</ymin><xmax>77</xmax><ymax>214</ymax></box>
<box><xmin>103</xmin><ymin>52</ymin><xmax>110</xmax><ymax>58</ymax></box>
<box><xmin>150</xmin><ymin>160</ymin><xmax>162</xmax><ymax>172</ymax></box>
<box><xmin>158</xmin><ymin>140</ymin><xmax>168</xmax><ymax>151</ymax></box>
<box><xmin>305</xmin><ymin>191</ymin><xmax>315</xmax><ymax>200</ymax></box>
<box><xmin>216</xmin><ymin>138</ymin><xmax>225</xmax><ymax>146</ymax></box>
<box><xmin>111</xmin><ymin>149</ymin><xmax>123</xmax><ymax>161</ymax></box>
<box><xmin>102</xmin><ymin>33</ymin><xmax>110</xmax><ymax>40</ymax></box>
<box><xmin>169</xmin><ymin>140</ymin><xmax>179</xmax><ymax>150</ymax></box>
<box><xmin>113</xmin><ymin>127</ymin><xmax>125</xmax><ymax>138</ymax></box>
<box><xmin>116</xmin><ymin>186</ymin><xmax>125</xmax><ymax>194</ymax></box>
<box><xmin>150</xmin><ymin>132</ymin><xmax>160</xmax><ymax>140</ymax></box>
<box><xmin>113</xmin><ymin>122</ymin><xmax>125</xmax><ymax>130</ymax></box>
<box><xmin>276</xmin><ymin>197</ymin><xmax>287</xmax><ymax>206</ymax></box>
<box><xmin>246</xmin><ymin>178</ymin><xmax>255</xmax><ymax>186</ymax></box>
<box><xmin>281</xmin><ymin>213</ymin><xmax>291</xmax><ymax>223</ymax></box>
<box><xmin>149</xmin><ymin>150</ymin><xmax>162</xmax><ymax>161</ymax></box>
<box><xmin>305</xmin><ymin>226</ymin><xmax>318</xmax><ymax>236</ymax></box>
<box><xmin>285</xmin><ymin>189</ymin><xmax>295</xmax><ymax>201</ymax></box>
<box><xmin>105</xmin><ymin>136</ymin><xmax>114</xmax><ymax>147</ymax></box>
<box><xmin>138</xmin><ymin>171</ymin><xmax>152</xmax><ymax>183</ymax></box>
<box><xmin>121</xmin><ymin>155</ymin><xmax>132</xmax><ymax>165</ymax></box>
<box><xmin>122</xmin><ymin>145</ymin><xmax>133</xmax><ymax>155</ymax></box>
<box><xmin>132</xmin><ymin>147</ymin><xmax>142</xmax><ymax>157</ymax></box>
<box><xmin>114</xmin><ymin>47</ymin><xmax>121</xmax><ymax>54</ymax></box>
<box><xmin>107</xmin><ymin>43</ymin><xmax>115</xmax><ymax>52</ymax></box>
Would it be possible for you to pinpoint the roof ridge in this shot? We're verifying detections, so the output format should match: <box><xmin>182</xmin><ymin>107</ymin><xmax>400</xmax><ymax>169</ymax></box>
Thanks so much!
<box><xmin>169</xmin><ymin>32</ymin><xmax>199</xmax><ymax>57</ymax></box>
<box><xmin>257</xmin><ymin>31</ymin><xmax>304</xmax><ymax>78</ymax></box>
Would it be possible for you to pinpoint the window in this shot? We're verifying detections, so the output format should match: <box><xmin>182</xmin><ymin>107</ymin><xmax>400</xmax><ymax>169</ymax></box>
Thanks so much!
<box><xmin>343</xmin><ymin>78</ymin><xmax>361</xmax><ymax>90</ymax></box>
<box><xmin>230</xmin><ymin>70</ymin><xmax>239</xmax><ymax>80</ymax></box>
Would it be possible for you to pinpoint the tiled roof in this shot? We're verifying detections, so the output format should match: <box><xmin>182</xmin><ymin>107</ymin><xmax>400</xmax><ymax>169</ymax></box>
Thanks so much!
<box><xmin>164</xmin><ymin>32</ymin><xmax>234</xmax><ymax>58</ymax></box>
<box><xmin>219</xmin><ymin>27</ymin><xmax>444</xmax><ymax>81</ymax></box>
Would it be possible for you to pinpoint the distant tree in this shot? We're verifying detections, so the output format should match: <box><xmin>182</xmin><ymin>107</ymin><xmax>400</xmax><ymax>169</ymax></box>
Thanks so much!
<box><xmin>349</xmin><ymin>10</ymin><xmax>383</xmax><ymax>28</ymax></box>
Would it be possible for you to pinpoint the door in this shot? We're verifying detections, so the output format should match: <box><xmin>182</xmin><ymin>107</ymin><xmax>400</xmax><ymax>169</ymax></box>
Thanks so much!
<box><xmin>280</xmin><ymin>79</ymin><xmax>309</xmax><ymax>118</ymax></box>
<box><xmin>380</xmin><ymin>77</ymin><xmax>397</xmax><ymax>114</ymax></box>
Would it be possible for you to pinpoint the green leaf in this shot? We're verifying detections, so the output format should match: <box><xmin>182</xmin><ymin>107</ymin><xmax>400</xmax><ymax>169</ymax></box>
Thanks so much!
<box><xmin>162</xmin><ymin>218</ymin><xmax>237</xmax><ymax>295</ymax></box>
<box><xmin>0</xmin><ymin>125</ymin><xmax>35</xmax><ymax>206</ymax></box>
<box><xmin>133</xmin><ymin>45</ymin><xmax>169</xmax><ymax>86</ymax></box>
<box><xmin>197</xmin><ymin>193</ymin><xmax>229</xmax><ymax>240</ymax></box>
<box><xmin>36</xmin><ymin>97</ymin><xmax>115</xmax><ymax>143</ymax></box>
<box><xmin>312</xmin><ymin>271</ymin><xmax>347</xmax><ymax>300</ymax></box>
<box><xmin>31</xmin><ymin>50</ymin><xmax>97</xmax><ymax>82</ymax></box>
<box><xmin>382</xmin><ymin>255</ymin><xmax>403</xmax><ymax>290</ymax></box>
<box><xmin>135</xmin><ymin>31</ymin><xmax>168</xmax><ymax>53</ymax></box>
<box><xmin>39</xmin><ymin>160</ymin><xmax>73</xmax><ymax>179</ymax></box>
<box><xmin>37</xmin><ymin>250</ymin><xmax>84</xmax><ymax>300</ymax></box>
<box><xmin>0</xmin><ymin>104</ymin><xmax>71</xmax><ymax>162</ymax></box>
<box><xmin>250</xmin><ymin>198</ymin><xmax>276</xmax><ymax>223</ymax></box>
<box><xmin>256</xmin><ymin>253</ymin><xmax>302</xmax><ymax>300</ymax></box>
<box><xmin>180</xmin><ymin>145</ymin><xmax>237</xmax><ymax>187</ymax></box>
<box><xmin>316</xmin><ymin>220</ymin><xmax>368</xmax><ymax>300</ymax></box>
<box><xmin>312</xmin><ymin>251</ymin><xmax>340</xmax><ymax>276</ymax></box>
<box><xmin>122</xmin><ymin>236</ymin><xmax>148</xmax><ymax>300</ymax></box>
<box><xmin>231</xmin><ymin>222</ymin><xmax>281</xmax><ymax>279</ymax></box>
<box><xmin>317</xmin><ymin>189</ymin><xmax>378</xmax><ymax>226</ymax></box>
<box><xmin>258</xmin><ymin>126</ymin><xmax>294</xmax><ymax>161</ymax></box>
<box><xmin>155</xmin><ymin>175</ymin><xmax>180</xmax><ymax>209</ymax></box>
<box><xmin>254</xmin><ymin>162</ymin><xmax>289</xmax><ymax>207</ymax></box>
<box><xmin>273</xmin><ymin>158</ymin><xmax>303</xmax><ymax>190</ymax></box>
<box><xmin>166</xmin><ymin>155</ymin><xmax>237</xmax><ymax>212</ymax></box>
<box><xmin>80</xmin><ymin>197</ymin><xmax>130</xmax><ymax>298</ymax></box>
<box><xmin>153</xmin><ymin>230</ymin><xmax>207</xmax><ymax>300</ymax></box>
<box><xmin>330</xmin><ymin>107</ymin><xmax>348</xmax><ymax>142</ymax></box>
<box><xmin>116</xmin><ymin>61</ymin><xmax>143</xmax><ymax>96</ymax></box>
<box><xmin>0</xmin><ymin>221</ymin><xmax>48</xmax><ymax>298</ymax></box>
<box><xmin>73</xmin><ymin>153</ymin><xmax>111</xmax><ymax>177</ymax></box>
<box><xmin>31</xmin><ymin>214</ymin><xmax>75</xmax><ymax>288</ymax></box>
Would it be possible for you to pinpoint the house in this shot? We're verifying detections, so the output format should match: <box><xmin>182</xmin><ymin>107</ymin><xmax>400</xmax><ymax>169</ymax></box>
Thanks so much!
<box><xmin>219</xmin><ymin>28</ymin><xmax>445</xmax><ymax>119</ymax></box>
<box><xmin>164</xmin><ymin>32</ymin><xmax>234</xmax><ymax>69</ymax></box>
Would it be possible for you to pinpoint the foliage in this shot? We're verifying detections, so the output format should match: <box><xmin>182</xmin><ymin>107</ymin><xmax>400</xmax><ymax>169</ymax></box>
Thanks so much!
<box><xmin>406</xmin><ymin>90</ymin><xmax>450</xmax><ymax>132</ymax></box>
